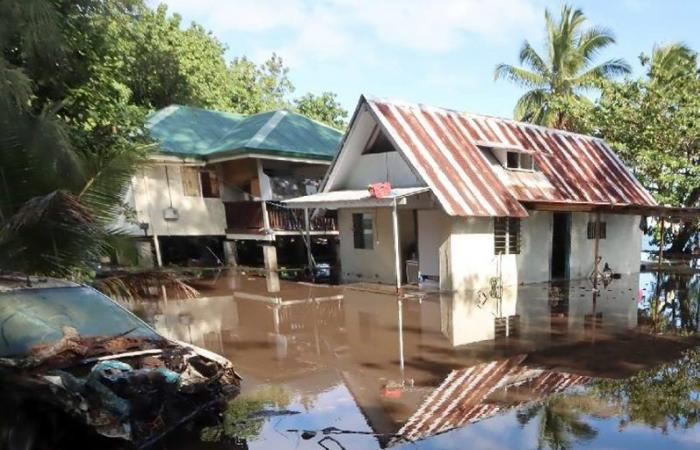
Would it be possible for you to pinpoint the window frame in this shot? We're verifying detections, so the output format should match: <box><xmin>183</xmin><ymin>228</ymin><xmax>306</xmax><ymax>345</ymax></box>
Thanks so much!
<box><xmin>352</xmin><ymin>213</ymin><xmax>374</xmax><ymax>250</ymax></box>
<box><xmin>587</xmin><ymin>221</ymin><xmax>607</xmax><ymax>239</ymax></box>
<box><xmin>494</xmin><ymin>217</ymin><xmax>521</xmax><ymax>255</ymax></box>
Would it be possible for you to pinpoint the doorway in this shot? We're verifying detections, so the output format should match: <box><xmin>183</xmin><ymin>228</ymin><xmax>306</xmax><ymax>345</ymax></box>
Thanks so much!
<box><xmin>551</xmin><ymin>213</ymin><xmax>571</xmax><ymax>279</ymax></box>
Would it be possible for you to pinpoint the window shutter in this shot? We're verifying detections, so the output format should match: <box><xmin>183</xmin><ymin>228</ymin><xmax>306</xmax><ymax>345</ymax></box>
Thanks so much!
<box><xmin>181</xmin><ymin>167</ymin><xmax>201</xmax><ymax>197</ymax></box>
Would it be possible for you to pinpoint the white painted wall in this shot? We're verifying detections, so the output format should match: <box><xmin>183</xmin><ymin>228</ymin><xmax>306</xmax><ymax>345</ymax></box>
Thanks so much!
<box><xmin>338</xmin><ymin>208</ymin><xmax>398</xmax><ymax>283</ymax></box>
<box><xmin>517</xmin><ymin>211</ymin><xmax>553</xmax><ymax>284</ymax></box>
<box><xmin>325</xmin><ymin>108</ymin><xmax>425</xmax><ymax>191</ymax></box>
<box><xmin>343</xmin><ymin>151</ymin><xmax>424</xmax><ymax>189</ymax></box>
<box><xmin>131</xmin><ymin>164</ymin><xmax>227</xmax><ymax>237</ymax></box>
<box><xmin>417</xmin><ymin>210</ymin><xmax>442</xmax><ymax>277</ymax></box>
<box><xmin>441</xmin><ymin>216</ymin><xmax>518</xmax><ymax>292</ymax></box>
<box><xmin>569</xmin><ymin>212</ymin><xmax>642</xmax><ymax>279</ymax></box>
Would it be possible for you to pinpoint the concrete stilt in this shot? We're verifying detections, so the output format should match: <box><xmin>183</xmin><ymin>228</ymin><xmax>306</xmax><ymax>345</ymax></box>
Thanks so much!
<box><xmin>263</xmin><ymin>242</ymin><xmax>280</xmax><ymax>293</ymax></box>
<box><xmin>223</xmin><ymin>240</ymin><xmax>238</xmax><ymax>267</ymax></box>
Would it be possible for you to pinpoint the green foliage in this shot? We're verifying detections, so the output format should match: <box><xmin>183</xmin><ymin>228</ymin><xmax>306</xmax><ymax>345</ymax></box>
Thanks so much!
<box><xmin>0</xmin><ymin>0</ymin><xmax>149</xmax><ymax>278</ymax></box>
<box><xmin>517</xmin><ymin>395</ymin><xmax>598</xmax><ymax>450</ymax></box>
<box><xmin>200</xmin><ymin>385</ymin><xmax>292</xmax><ymax>442</ymax></box>
<box><xmin>591</xmin><ymin>349</ymin><xmax>700</xmax><ymax>431</ymax></box>
<box><xmin>294</xmin><ymin>92</ymin><xmax>348</xmax><ymax>130</ymax></box>
<box><xmin>592</xmin><ymin>44</ymin><xmax>700</xmax><ymax>251</ymax></box>
<box><xmin>495</xmin><ymin>4</ymin><xmax>629</xmax><ymax>129</ymax></box>
<box><xmin>228</xmin><ymin>54</ymin><xmax>295</xmax><ymax>114</ymax></box>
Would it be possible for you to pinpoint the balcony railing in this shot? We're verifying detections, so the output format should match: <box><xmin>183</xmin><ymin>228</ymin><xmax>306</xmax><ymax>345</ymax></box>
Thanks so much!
<box><xmin>225</xmin><ymin>201</ymin><xmax>337</xmax><ymax>233</ymax></box>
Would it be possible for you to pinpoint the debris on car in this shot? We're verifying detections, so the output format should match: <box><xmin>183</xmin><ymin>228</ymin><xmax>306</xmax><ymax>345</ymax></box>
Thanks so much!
<box><xmin>0</xmin><ymin>275</ymin><xmax>241</xmax><ymax>448</ymax></box>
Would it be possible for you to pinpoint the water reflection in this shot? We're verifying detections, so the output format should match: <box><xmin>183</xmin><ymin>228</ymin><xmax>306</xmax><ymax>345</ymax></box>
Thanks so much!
<box><xmin>126</xmin><ymin>271</ymin><xmax>700</xmax><ymax>450</ymax></box>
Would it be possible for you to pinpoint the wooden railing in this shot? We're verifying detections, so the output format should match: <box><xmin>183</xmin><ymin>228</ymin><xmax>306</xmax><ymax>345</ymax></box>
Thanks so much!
<box><xmin>224</xmin><ymin>201</ymin><xmax>337</xmax><ymax>232</ymax></box>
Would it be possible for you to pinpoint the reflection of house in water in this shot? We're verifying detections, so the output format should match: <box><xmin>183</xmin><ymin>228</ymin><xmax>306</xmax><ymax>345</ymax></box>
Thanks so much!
<box><xmin>128</xmin><ymin>274</ymin><xmax>643</xmax><ymax>449</ymax></box>
<box><xmin>391</xmin><ymin>356</ymin><xmax>589</xmax><ymax>445</ymax></box>
<box><xmin>439</xmin><ymin>274</ymin><xmax>639</xmax><ymax>347</ymax></box>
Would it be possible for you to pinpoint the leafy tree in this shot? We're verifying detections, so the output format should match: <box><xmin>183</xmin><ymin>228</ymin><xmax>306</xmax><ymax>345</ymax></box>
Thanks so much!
<box><xmin>228</xmin><ymin>54</ymin><xmax>295</xmax><ymax>114</ymax></box>
<box><xmin>494</xmin><ymin>4</ymin><xmax>630</xmax><ymax>129</ymax></box>
<box><xmin>294</xmin><ymin>92</ymin><xmax>348</xmax><ymax>130</ymax></box>
<box><xmin>592</xmin><ymin>43</ymin><xmax>700</xmax><ymax>252</ymax></box>
<box><xmin>0</xmin><ymin>0</ymin><xmax>149</xmax><ymax>278</ymax></box>
<box><xmin>108</xmin><ymin>3</ymin><xmax>232</xmax><ymax>110</ymax></box>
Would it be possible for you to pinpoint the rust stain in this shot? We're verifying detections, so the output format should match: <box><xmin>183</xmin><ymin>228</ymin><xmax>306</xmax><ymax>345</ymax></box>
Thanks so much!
<box><xmin>365</xmin><ymin>97</ymin><xmax>656</xmax><ymax>217</ymax></box>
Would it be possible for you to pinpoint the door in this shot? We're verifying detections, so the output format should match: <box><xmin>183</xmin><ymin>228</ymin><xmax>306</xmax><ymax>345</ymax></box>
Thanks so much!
<box><xmin>551</xmin><ymin>213</ymin><xmax>571</xmax><ymax>279</ymax></box>
<box><xmin>417</xmin><ymin>210</ymin><xmax>441</xmax><ymax>278</ymax></box>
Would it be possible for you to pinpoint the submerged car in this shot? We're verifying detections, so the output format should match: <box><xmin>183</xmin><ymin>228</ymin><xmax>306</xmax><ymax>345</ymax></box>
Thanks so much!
<box><xmin>0</xmin><ymin>276</ymin><xmax>241</xmax><ymax>448</ymax></box>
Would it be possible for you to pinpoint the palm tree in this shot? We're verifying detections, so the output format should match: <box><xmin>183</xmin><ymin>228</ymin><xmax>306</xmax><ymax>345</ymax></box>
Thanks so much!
<box><xmin>644</xmin><ymin>42</ymin><xmax>697</xmax><ymax>78</ymax></box>
<box><xmin>0</xmin><ymin>0</ymin><xmax>149</xmax><ymax>278</ymax></box>
<box><xmin>517</xmin><ymin>396</ymin><xmax>597</xmax><ymax>450</ymax></box>
<box><xmin>495</xmin><ymin>4</ymin><xmax>630</xmax><ymax>129</ymax></box>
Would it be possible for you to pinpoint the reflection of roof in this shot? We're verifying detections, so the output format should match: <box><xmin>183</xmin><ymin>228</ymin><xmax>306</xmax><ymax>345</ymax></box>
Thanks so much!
<box><xmin>358</xmin><ymin>96</ymin><xmax>656</xmax><ymax>218</ymax></box>
<box><xmin>147</xmin><ymin>105</ymin><xmax>343</xmax><ymax>161</ymax></box>
<box><xmin>284</xmin><ymin>187</ymin><xmax>430</xmax><ymax>209</ymax></box>
<box><xmin>394</xmin><ymin>355</ymin><xmax>589</xmax><ymax>444</ymax></box>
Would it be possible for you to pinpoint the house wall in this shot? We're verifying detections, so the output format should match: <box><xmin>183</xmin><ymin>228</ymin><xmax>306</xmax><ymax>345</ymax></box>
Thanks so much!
<box><xmin>569</xmin><ymin>212</ymin><xmax>642</xmax><ymax>279</ymax></box>
<box><xmin>131</xmin><ymin>164</ymin><xmax>227</xmax><ymax>237</ymax></box>
<box><xmin>343</xmin><ymin>151</ymin><xmax>424</xmax><ymax>189</ymax></box>
<box><xmin>338</xmin><ymin>208</ymin><xmax>398</xmax><ymax>283</ymax></box>
<box><xmin>517</xmin><ymin>211</ymin><xmax>553</xmax><ymax>284</ymax></box>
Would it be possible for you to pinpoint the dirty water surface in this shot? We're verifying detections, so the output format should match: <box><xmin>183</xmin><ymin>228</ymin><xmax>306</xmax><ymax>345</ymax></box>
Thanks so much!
<box><xmin>121</xmin><ymin>270</ymin><xmax>700</xmax><ymax>449</ymax></box>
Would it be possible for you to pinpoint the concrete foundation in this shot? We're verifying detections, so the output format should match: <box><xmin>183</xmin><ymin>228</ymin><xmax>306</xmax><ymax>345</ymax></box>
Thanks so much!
<box><xmin>136</xmin><ymin>240</ymin><xmax>155</xmax><ymax>268</ymax></box>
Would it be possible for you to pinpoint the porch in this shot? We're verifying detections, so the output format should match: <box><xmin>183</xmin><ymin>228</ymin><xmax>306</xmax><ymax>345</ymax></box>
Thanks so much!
<box><xmin>224</xmin><ymin>201</ymin><xmax>338</xmax><ymax>235</ymax></box>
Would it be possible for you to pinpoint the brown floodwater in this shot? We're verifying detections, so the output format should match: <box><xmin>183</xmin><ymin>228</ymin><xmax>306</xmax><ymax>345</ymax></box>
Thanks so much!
<box><xmin>125</xmin><ymin>270</ymin><xmax>700</xmax><ymax>450</ymax></box>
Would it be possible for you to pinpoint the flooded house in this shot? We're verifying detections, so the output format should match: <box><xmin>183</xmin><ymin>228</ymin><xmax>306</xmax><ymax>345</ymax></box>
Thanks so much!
<box><xmin>286</xmin><ymin>95</ymin><xmax>659</xmax><ymax>291</ymax></box>
<box><xmin>122</xmin><ymin>105</ymin><xmax>343</xmax><ymax>269</ymax></box>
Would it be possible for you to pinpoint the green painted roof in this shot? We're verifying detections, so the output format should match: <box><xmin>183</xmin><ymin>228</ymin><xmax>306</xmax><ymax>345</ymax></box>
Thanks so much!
<box><xmin>147</xmin><ymin>105</ymin><xmax>343</xmax><ymax>161</ymax></box>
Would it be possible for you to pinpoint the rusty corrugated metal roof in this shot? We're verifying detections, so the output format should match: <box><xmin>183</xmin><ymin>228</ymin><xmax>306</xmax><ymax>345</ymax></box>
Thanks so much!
<box><xmin>364</xmin><ymin>96</ymin><xmax>656</xmax><ymax>217</ymax></box>
<box><xmin>393</xmin><ymin>355</ymin><xmax>590</xmax><ymax>444</ymax></box>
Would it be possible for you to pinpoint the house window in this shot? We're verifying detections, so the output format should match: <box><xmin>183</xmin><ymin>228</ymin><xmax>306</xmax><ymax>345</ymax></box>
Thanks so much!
<box><xmin>353</xmin><ymin>213</ymin><xmax>374</xmax><ymax>249</ymax></box>
<box><xmin>200</xmin><ymin>170</ymin><xmax>220</xmax><ymax>198</ymax></box>
<box><xmin>494</xmin><ymin>217</ymin><xmax>521</xmax><ymax>255</ymax></box>
<box><xmin>505</xmin><ymin>151</ymin><xmax>534</xmax><ymax>171</ymax></box>
<box><xmin>181</xmin><ymin>167</ymin><xmax>201</xmax><ymax>197</ymax></box>
<box><xmin>587</xmin><ymin>221</ymin><xmax>607</xmax><ymax>239</ymax></box>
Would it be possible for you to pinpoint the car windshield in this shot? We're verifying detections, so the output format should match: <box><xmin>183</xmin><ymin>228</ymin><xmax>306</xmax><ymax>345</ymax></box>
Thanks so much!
<box><xmin>0</xmin><ymin>286</ymin><xmax>160</xmax><ymax>358</ymax></box>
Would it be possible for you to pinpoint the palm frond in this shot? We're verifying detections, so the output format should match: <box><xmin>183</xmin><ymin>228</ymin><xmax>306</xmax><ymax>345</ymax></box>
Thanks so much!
<box><xmin>93</xmin><ymin>270</ymin><xmax>199</xmax><ymax>301</ymax></box>
<box><xmin>519</xmin><ymin>41</ymin><xmax>549</xmax><ymax>75</ymax></box>
<box><xmin>573</xmin><ymin>58</ymin><xmax>632</xmax><ymax>88</ymax></box>
<box><xmin>494</xmin><ymin>64</ymin><xmax>547</xmax><ymax>88</ymax></box>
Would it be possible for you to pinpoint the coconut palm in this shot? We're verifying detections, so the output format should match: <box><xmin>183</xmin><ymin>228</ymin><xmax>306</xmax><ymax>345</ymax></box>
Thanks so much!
<box><xmin>644</xmin><ymin>42</ymin><xmax>697</xmax><ymax>78</ymax></box>
<box><xmin>0</xmin><ymin>0</ymin><xmax>149</xmax><ymax>278</ymax></box>
<box><xmin>495</xmin><ymin>4</ymin><xmax>630</xmax><ymax>129</ymax></box>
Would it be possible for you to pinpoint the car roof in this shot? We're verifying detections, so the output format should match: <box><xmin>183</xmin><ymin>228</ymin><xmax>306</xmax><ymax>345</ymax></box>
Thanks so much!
<box><xmin>0</xmin><ymin>275</ymin><xmax>80</xmax><ymax>293</ymax></box>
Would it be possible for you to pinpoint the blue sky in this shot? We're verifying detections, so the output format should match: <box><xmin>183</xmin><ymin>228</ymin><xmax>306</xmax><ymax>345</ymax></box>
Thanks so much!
<box><xmin>157</xmin><ymin>0</ymin><xmax>700</xmax><ymax>118</ymax></box>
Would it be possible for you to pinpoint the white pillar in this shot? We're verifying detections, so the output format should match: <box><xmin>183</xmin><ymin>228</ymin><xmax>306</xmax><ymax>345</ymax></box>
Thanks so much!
<box><xmin>304</xmin><ymin>208</ymin><xmax>313</xmax><ymax>271</ymax></box>
<box><xmin>392</xmin><ymin>201</ymin><xmax>402</xmax><ymax>292</ymax></box>
<box><xmin>153</xmin><ymin>234</ymin><xmax>163</xmax><ymax>267</ymax></box>
<box><xmin>223</xmin><ymin>240</ymin><xmax>238</xmax><ymax>267</ymax></box>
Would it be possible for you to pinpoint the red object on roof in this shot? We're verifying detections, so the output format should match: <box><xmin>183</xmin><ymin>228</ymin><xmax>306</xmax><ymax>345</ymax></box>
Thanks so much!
<box><xmin>368</xmin><ymin>182</ymin><xmax>392</xmax><ymax>198</ymax></box>
<box><xmin>362</xmin><ymin>96</ymin><xmax>656</xmax><ymax>217</ymax></box>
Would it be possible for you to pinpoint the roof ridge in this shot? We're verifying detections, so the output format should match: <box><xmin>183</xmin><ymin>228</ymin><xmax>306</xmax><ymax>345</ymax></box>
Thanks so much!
<box><xmin>364</xmin><ymin>95</ymin><xmax>604</xmax><ymax>142</ymax></box>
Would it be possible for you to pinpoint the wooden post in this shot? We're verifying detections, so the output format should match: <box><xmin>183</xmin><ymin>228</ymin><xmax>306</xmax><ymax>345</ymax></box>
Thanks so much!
<box><xmin>304</xmin><ymin>208</ymin><xmax>313</xmax><ymax>272</ymax></box>
<box><xmin>392</xmin><ymin>201</ymin><xmax>402</xmax><ymax>292</ymax></box>
<box><xmin>658</xmin><ymin>217</ymin><xmax>665</xmax><ymax>267</ymax></box>
<box><xmin>592</xmin><ymin>210</ymin><xmax>601</xmax><ymax>290</ymax></box>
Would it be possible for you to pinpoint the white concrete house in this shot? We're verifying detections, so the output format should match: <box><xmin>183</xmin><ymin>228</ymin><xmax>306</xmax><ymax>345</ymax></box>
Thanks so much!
<box><xmin>286</xmin><ymin>95</ymin><xmax>660</xmax><ymax>292</ymax></box>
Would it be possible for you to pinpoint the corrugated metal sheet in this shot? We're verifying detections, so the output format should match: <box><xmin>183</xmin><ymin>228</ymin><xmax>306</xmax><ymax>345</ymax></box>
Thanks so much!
<box><xmin>393</xmin><ymin>355</ymin><xmax>589</xmax><ymax>444</ymax></box>
<box><xmin>364</xmin><ymin>97</ymin><xmax>656</xmax><ymax>217</ymax></box>
<box><xmin>147</xmin><ymin>105</ymin><xmax>342</xmax><ymax>161</ymax></box>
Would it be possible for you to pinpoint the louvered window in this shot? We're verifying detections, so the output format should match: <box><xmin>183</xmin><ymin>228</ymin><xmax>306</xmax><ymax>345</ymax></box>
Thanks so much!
<box><xmin>587</xmin><ymin>221</ymin><xmax>606</xmax><ymax>239</ymax></box>
<box><xmin>494</xmin><ymin>217</ymin><xmax>521</xmax><ymax>255</ymax></box>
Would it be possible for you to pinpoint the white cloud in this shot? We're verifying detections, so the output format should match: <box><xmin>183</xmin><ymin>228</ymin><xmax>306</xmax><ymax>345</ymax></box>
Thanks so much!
<box><xmin>156</xmin><ymin>0</ymin><xmax>540</xmax><ymax>64</ymax></box>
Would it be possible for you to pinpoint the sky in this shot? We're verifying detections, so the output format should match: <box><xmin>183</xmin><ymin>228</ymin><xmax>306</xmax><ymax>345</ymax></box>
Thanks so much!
<box><xmin>154</xmin><ymin>0</ymin><xmax>700</xmax><ymax>119</ymax></box>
